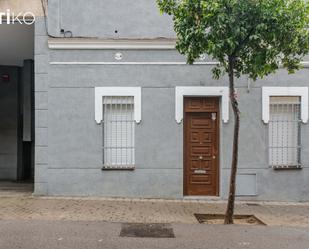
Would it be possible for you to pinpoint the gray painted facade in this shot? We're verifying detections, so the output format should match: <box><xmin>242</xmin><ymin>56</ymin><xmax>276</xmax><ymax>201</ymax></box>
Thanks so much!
<box><xmin>32</xmin><ymin>1</ymin><xmax>309</xmax><ymax>201</ymax></box>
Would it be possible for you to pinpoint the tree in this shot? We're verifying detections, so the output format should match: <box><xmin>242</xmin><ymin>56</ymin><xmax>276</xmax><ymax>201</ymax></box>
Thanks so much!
<box><xmin>157</xmin><ymin>0</ymin><xmax>309</xmax><ymax>224</ymax></box>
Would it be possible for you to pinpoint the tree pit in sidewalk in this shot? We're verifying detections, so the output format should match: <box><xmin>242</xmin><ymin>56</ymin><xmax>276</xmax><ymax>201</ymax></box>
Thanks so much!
<box><xmin>194</xmin><ymin>214</ymin><xmax>266</xmax><ymax>225</ymax></box>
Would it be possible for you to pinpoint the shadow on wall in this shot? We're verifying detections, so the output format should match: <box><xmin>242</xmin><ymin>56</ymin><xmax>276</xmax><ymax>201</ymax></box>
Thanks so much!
<box><xmin>0</xmin><ymin>61</ymin><xmax>34</xmax><ymax>181</ymax></box>
<box><xmin>0</xmin><ymin>23</ymin><xmax>34</xmax><ymax>182</ymax></box>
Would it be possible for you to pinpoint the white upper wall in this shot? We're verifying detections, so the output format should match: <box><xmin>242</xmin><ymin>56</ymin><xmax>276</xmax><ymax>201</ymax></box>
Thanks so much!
<box><xmin>0</xmin><ymin>0</ymin><xmax>43</xmax><ymax>16</ymax></box>
<box><xmin>0</xmin><ymin>0</ymin><xmax>38</xmax><ymax>66</ymax></box>
<box><xmin>0</xmin><ymin>24</ymin><xmax>34</xmax><ymax>66</ymax></box>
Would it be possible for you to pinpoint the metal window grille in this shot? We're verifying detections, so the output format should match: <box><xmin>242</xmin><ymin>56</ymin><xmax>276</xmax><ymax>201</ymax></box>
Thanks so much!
<box><xmin>102</xmin><ymin>96</ymin><xmax>135</xmax><ymax>170</ymax></box>
<box><xmin>269</xmin><ymin>96</ymin><xmax>302</xmax><ymax>169</ymax></box>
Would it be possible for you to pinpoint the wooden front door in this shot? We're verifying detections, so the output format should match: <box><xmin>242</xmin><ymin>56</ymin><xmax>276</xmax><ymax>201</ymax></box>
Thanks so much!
<box><xmin>184</xmin><ymin>97</ymin><xmax>219</xmax><ymax>196</ymax></box>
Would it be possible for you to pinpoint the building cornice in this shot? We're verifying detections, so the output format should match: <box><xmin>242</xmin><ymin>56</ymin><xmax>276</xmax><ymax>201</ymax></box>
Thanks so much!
<box><xmin>48</xmin><ymin>38</ymin><xmax>177</xmax><ymax>50</ymax></box>
<box><xmin>48</xmin><ymin>38</ymin><xmax>309</xmax><ymax>68</ymax></box>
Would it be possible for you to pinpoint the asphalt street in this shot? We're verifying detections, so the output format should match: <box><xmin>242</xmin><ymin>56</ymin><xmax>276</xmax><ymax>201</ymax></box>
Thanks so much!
<box><xmin>0</xmin><ymin>220</ymin><xmax>308</xmax><ymax>249</ymax></box>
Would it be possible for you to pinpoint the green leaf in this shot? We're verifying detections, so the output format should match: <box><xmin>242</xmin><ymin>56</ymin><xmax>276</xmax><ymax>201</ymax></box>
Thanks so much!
<box><xmin>157</xmin><ymin>0</ymin><xmax>309</xmax><ymax>80</ymax></box>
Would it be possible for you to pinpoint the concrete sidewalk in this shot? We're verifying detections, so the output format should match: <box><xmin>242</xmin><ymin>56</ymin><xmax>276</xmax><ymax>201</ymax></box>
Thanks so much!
<box><xmin>0</xmin><ymin>196</ymin><xmax>309</xmax><ymax>227</ymax></box>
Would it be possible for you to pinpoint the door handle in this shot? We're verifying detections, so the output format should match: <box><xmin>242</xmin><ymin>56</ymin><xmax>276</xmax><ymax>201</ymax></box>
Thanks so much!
<box><xmin>212</xmin><ymin>155</ymin><xmax>216</xmax><ymax>159</ymax></box>
<box><xmin>199</xmin><ymin>156</ymin><xmax>203</xmax><ymax>160</ymax></box>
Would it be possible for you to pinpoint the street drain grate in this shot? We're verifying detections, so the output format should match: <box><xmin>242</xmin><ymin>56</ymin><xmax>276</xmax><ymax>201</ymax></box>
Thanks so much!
<box><xmin>120</xmin><ymin>223</ymin><xmax>175</xmax><ymax>238</ymax></box>
<box><xmin>195</xmin><ymin>214</ymin><xmax>266</xmax><ymax>225</ymax></box>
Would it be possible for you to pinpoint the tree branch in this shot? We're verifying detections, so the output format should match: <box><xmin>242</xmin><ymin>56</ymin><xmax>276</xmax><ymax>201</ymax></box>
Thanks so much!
<box><xmin>232</xmin><ymin>27</ymin><xmax>255</xmax><ymax>57</ymax></box>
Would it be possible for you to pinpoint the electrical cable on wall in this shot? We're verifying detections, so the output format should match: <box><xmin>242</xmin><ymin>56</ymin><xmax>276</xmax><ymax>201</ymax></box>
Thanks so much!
<box><xmin>40</xmin><ymin>0</ymin><xmax>99</xmax><ymax>39</ymax></box>
<box><xmin>40</xmin><ymin>0</ymin><xmax>57</xmax><ymax>38</ymax></box>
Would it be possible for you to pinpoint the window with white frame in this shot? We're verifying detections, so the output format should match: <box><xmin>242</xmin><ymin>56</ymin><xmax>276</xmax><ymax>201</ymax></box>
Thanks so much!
<box><xmin>102</xmin><ymin>96</ymin><xmax>135</xmax><ymax>169</ymax></box>
<box><xmin>268</xmin><ymin>96</ymin><xmax>302</xmax><ymax>169</ymax></box>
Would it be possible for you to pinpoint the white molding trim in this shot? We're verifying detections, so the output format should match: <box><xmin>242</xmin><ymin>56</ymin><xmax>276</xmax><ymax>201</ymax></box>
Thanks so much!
<box><xmin>302</xmin><ymin>61</ymin><xmax>309</xmax><ymax>67</ymax></box>
<box><xmin>50</xmin><ymin>61</ymin><xmax>309</xmax><ymax>66</ymax></box>
<box><xmin>48</xmin><ymin>38</ymin><xmax>176</xmax><ymax>50</ymax></box>
<box><xmin>262</xmin><ymin>87</ymin><xmax>308</xmax><ymax>123</ymax></box>
<box><xmin>50</xmin><ymin>61</ymin><xmax>219</xmax><ymax>65</ymax></box>
<box><xmin>175</xmin><ymin>87</ymin><xmax>229</xmax><ymax>123</ymax></box>
<box><xmin>95</xmin><ymin>87</ymin><xmax>142</xmax><ymax>124</ymax></box>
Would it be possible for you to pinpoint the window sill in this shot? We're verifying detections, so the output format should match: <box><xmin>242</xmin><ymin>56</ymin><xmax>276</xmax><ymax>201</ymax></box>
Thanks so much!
<box><xmin>102</xmin><ymin>165</ymin><xmax>135</xmax><ymax>171</ymax></box>
<box><xmin>272</xmin><ymin>165</ymin><xmax>302</xmax><ymax>170</ymax></box>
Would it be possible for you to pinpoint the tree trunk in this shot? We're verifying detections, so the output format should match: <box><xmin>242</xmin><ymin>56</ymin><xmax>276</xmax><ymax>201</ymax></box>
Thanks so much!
<box><xmin>224</xmin><ymin>56</ymin><xmax>240</xmax><ymax>225</ymax></box>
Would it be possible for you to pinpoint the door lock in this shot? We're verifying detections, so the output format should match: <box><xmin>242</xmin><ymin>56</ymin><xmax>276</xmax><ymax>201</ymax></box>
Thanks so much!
<box><xmin>213</xmin><ymin>155</ymin><xmax>216</xmax><ymax>159</ymax></box>
<box><xmin>199</xmin><ymin>156</ymin><xmax>203</xmax><ymax>160</ymax></box>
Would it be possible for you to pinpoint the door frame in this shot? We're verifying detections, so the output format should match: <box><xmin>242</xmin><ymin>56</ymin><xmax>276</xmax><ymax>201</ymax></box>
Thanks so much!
<box><xmin>183</xmin><ymin>96</ymin><xmax>220</xmax><ymax>196</ymax></box>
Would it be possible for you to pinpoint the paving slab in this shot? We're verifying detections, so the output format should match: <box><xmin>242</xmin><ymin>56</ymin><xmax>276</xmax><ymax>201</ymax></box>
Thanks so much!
<box><xmin>0</xmin><ymin>195</ymin><xmax>309</xmax><ymax>227</ymax></box>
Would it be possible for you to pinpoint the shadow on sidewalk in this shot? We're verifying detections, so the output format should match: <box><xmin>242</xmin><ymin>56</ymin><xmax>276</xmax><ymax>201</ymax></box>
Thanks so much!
<box><xmin>0</xmin><ymin>181</ymin><xmax>33</xmax><ymax>196</ymax></box>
